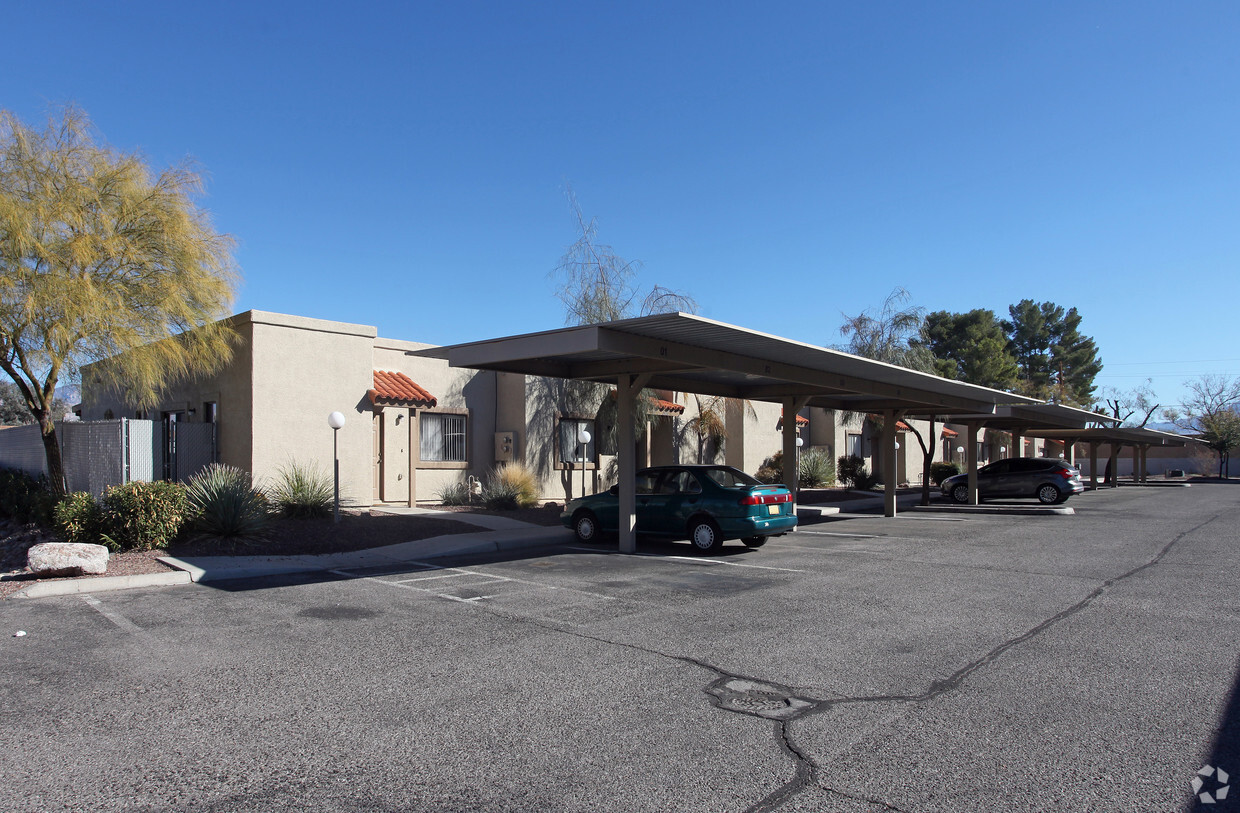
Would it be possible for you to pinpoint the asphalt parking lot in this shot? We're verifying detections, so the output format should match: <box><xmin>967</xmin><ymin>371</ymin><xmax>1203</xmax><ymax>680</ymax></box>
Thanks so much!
<box><xmin>3</xmin><ymin>483</ymin><xmax>1238</xmax><ymax>812</ymax></box>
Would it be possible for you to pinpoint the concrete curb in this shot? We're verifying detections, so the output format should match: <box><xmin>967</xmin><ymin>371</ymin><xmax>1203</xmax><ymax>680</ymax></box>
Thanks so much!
<box><xmin>910</xmin><ymin>504</ymin><xmax>1075</xmax><ymax>516</ymax></box>
<box><xmin>161</xmin><ymin>526</ymin><xmax>573</xmax><ymax>584</ymax></box>
<box><xmin>797</xmin><ymin>506</ymin><xmax>841</xmax><ymax>519</ymax></box>
<box><xmin>11</xmin><ymin>570</ymin><xmax>193</xmax><ymax>599</ymax></box>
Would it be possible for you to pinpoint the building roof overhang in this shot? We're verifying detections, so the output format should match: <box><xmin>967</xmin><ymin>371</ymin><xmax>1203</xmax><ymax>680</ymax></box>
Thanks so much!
<box><xmin>942</xmin><ymin>403</ymin><xmax>1115</xmax><ymax>432</ymax></box>
<box><xmin>411</xmin><ymin>312</ymin><xmax>1070</xmax><ymax>419</ymax></box>
<box><xmin>1019</xmin><ymin>426</ymin><xmax>1199</xmax><ymax>447</ymax></box>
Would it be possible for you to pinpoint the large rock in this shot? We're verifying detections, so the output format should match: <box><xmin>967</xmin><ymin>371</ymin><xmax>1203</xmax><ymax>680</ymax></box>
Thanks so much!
<box><xmin>27</xmin><ymin>543</ymin><xmax>109</xmax><ymax>577</ymax></box>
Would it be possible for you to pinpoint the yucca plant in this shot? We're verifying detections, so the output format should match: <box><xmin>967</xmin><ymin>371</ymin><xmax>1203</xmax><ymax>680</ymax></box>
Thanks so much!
<box><xmin>437</xmin><ymin>480</ymin><xmax>473</xmax><ymax>506</ymax></box>
<box><xmin>185</xmin><ymin>464</ymin><xmax>270</xmax><ymax>542</ymax></box>
<box><xmin>798</xmin><ymin>448</ymin><xmax>836</xmax><ymax>488</ymax></box>
<box><xmin>268</xmin><ymin>461</ymin><xmax>334</xmax><ymax>518</ymax></box>
<box><xmin>481</xmin><ymin>462</ymin><xmax>540</xmax><ymax>510</ymax></box>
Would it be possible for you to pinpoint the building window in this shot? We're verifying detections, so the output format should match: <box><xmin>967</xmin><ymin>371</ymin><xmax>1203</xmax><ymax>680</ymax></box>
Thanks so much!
<box><xmin>558</xmin><ymin>417</ymin><xmax>596</xmax><ymax>466</ymax></box>
<box><xmin>203</xmin><ymin>402</ymin><xmax>217</xmax><ymax>423</ymax></box>
<box><xmin>847</xmin><ymin>433</ymin><xmax>863</xmax><ymax>459</ymax></box>
<box><xmin>420</xmin><ymin>412</ymin><xmax>467</xmax><ymax>462</ymax></box>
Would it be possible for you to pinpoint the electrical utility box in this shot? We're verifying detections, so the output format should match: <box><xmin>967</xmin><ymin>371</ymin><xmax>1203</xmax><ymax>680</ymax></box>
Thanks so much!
<box><xmin>494</xmin><ymin>431</ymin><xmax>515</xmax><ymax>462</ymax></box>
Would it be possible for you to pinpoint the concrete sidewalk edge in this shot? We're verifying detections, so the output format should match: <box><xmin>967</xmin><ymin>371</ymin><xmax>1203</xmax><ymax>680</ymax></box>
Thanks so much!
<box><xmin>12</xmin><ymin>570</ymin><xmax>193</xmax><ymax>599</ymax></box>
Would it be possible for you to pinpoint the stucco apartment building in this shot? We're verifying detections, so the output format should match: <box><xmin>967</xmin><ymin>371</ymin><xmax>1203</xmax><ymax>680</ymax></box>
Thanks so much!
<box><xmin>80</xmin><ymin>310</ymin><xmax>984</xmax><ymax>506</ymax></box>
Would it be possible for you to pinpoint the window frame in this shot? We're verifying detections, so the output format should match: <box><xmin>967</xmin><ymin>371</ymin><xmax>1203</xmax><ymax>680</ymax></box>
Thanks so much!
<box><xmin>555</xmin><ymin>414</ymin><xmax>598</xmax><ymax>471</ymax></box>
<box><xmin>417</xmin><ymin>408</ymin><xmax>470</xmax><ymax>470</ymax></box>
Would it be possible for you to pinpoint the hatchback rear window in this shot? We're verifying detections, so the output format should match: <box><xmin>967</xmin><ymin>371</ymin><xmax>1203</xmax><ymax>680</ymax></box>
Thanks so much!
<box><xmin>702</xmin><ymin>467</ymin><xmax>762</xmax><ymax>489</ymax></box>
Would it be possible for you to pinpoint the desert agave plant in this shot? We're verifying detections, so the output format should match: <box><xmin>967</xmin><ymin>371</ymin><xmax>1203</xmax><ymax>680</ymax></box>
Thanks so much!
<box><xmin>184</xmin><ymin>464</ymin><xmax>270</xmax><ymax>542</ymax></box>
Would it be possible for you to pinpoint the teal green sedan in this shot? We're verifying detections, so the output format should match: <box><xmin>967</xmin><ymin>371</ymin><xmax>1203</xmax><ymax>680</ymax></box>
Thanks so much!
<box><xmin>560</xmin><ymin>465</ymin><xmax>798</xmax><ymax>554</ymax></box>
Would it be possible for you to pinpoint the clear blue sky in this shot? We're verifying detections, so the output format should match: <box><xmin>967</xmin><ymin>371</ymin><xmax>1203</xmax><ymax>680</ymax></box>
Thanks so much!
<box><xmin>4</xmin><ymin>1</ymin><xmax>1238</xmax><ymax>413</ymax></box>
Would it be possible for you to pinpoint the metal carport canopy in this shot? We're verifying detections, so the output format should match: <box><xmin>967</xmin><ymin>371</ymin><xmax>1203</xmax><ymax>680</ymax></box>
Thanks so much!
<box><xmin>411</xmin><ymin>312</ymin><xmax>1048</xmax><ymax>552</ymax></box>
<box><xmin>1018</xmin><ymin>426</ymin><xmax>1198</xmax><ymax>488</ymax></box>
<box><xmin>937</xmin><ymin>403</ymin><xmax>1119</xmax><ymax>503</ymax></box>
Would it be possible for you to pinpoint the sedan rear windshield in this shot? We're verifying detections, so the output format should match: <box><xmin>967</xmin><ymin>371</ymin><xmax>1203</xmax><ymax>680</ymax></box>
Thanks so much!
<box><xmin>702</xmin><ymin>467</ymin><xmax>762</xmax><ymax>489</ymax></box>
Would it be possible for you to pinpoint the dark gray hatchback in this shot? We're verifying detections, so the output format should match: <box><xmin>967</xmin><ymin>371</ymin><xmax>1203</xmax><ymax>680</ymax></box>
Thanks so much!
<box><xmin>940</xmin><ymin>457</ymin><xmax>1085</xmax><ymax>505</ymax></box>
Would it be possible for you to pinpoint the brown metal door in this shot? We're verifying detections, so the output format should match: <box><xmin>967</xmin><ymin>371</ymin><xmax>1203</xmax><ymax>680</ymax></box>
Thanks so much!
<box><xmin>373</xmin><ymin>412</ymin><xmax>383</xmax><ymax>502</ymax></box>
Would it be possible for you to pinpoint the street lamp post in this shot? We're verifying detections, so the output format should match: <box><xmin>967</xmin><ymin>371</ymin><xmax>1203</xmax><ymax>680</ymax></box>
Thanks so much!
<box><xmin>328</xmin><ymin>411</ymin><xmax>346</xmax><ymax>523</ymax></box>
<box><xmin>956</xmin><ymin>445</ymin><xmax>964</xmax><ymax>465</ymax></box>
<box><xmin>795</xmin><ymin>436</ymin><xmax>803</xmax><ymax>499</ymax></box>
<box><xmin>577</xmin><ymin>427</ymin><xmax>592</xmax><ymax>498</ymax></box>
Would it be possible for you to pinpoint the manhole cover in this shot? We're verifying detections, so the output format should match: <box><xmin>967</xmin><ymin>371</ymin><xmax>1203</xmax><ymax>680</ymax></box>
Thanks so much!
<box><xmin>705</xmin><ymin>678</ymin><xmax>818</xmax><ymax>721</ymax></box>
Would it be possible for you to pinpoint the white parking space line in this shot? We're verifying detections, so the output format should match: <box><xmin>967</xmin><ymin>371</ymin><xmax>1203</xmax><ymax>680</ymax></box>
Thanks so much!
<box><xmin>394</xmin><ymin>572</ymin><xmax>508</xmax><ymax>584</ymax></box>
<box><xmin>562</xmin><ymin>547</ymin><xmax>803</xmax><ymax>573</ymax></box>
<box><xmin>331</xmin><ymin>564</ymin><xmax>618</xmax><ymax>604</ymax></box>
<box><xmin>651</xmin><ymin>555</ymin><xmax>805</xmax><ymax>573</ymax></box>
<box><xmin>82</xmin><ymin>595</ymin><xmax>148</xmax><ymax>636</ymax></box>
<box><xmin>793</xmin><ymin>530</ymin><xmax>886</xmax><ymax>539</ymax></box>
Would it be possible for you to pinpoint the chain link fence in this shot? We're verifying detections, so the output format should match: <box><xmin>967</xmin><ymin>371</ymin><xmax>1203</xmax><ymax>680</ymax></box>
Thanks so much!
<box><xmin>0</xmin><ymin>419</ymin><xmax>217</xmax><ymax>495</ymax></box>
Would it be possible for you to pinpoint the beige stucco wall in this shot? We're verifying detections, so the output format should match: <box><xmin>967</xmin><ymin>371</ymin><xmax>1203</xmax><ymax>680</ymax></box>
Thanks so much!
<box><xmin>372</xmin><ymin>337</ymin><xmax>500</xmax><ymax>503</ymax></box>
<box><xmin>246</xmin><ymin>312</ymin><xmax>376</xmax><ymax>505</ymax></box>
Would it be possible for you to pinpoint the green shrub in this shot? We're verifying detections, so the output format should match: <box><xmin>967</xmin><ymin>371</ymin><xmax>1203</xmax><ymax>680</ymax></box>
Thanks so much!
<box><xmin>837</xmin><ymin>455</ymin><xmax>866</xmax><ymax>489</ymax></box>
<box><xmin>929</xmin><ymin>461</ymin><xmax>962</xmax><ymax>486</ymax></box>
<box><xmin>437</xmin><ymin>480</ymin><xmax>473</xmax><ymax>506</ymax></box>
<box><xmin>755</xmin><ymin>451</ymin><xmax>784</xmax><ymax>484</ymax></box>
<box><xmin>100</xmin><ymin>480</ymin><xmax>189</xmax><ymax>551</ymax></box>
<box><xmin>756</xmin><ymin>449</ymin><xmax>837</xmax><ymax>488</ymax></box>
<box><xmin>53</xmin><ymin>491</ymin><xmax>105</xmax><ymax>545</ymax></box>
<box><xmin>855</xmin><ymin>472</ymin><xmax>881</xmax><ymax>491</ymax></box>
<box><xmin>482</xmin><ymin>462</ymin><xmax>540</xmax><ymax>510</ymax></box>
<box><xmin>0</xmin><ymin>468</ymin><xmax>56</xmax><ymax>525</ymax></box>
<box><xmin>185</xmin><ymin>464</ymin><xmax>270</xmax><ymax>542</ymax></box>
<box><xmin>268</xmin><ymin>462</ymin><xmax>334</xmax><ymax>518</ymax></box>
<box><xmin>798</xmin><ymin>448</ymin><xmax>836</xmax><ymax>488</ymax></box>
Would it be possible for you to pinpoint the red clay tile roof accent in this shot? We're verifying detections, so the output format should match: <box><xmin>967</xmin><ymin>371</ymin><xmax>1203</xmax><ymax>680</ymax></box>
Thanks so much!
<box><xmin>369</xmin><ymin>370</ymin><xmax>437</xmax><ymax>408</ymax></box>
<box><xmin>941</xmin><ymin>427</ymin><xmax>959</xmax><ymax>438</ymax></box>
<box><xmin>607</xmin><ymin>389</ymin><xmax>685</xmax><ymax>415</ymax></box>
<box><xmin>866</xmin><ymin>414</ymin><xmax>911</xmax><ymax>431</ymax></box>
<box><xmin>777</xmin><ymin>411</ymin><xmax>810</xmax><ymax>429</ymax></box>
<box><xmin>652</xmin><ymin>398</ymin><xmax>685</xmax><ymax>415</ymax></box>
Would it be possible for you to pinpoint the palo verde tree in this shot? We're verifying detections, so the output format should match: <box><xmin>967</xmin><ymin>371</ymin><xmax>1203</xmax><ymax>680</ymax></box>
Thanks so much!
<box><xmin>838</xmin><ymin>288</ymin><xmax>941</xmax><ymax>504</ymax></box>
<box><xmin>837</xmin><ymin>287</ymin><xmax>936</xmax><ymax>373</ymax></box>
<box><xmin>0</xmin><ymin>106</ymin><xmax>238</xmax><ymax>495</ymax></box>
<box><xmin>1165</xmin><ymin>374</ymin><xmax>1240</xmax><ymax>478</ymax></box>
<box><xmin>535</xmin><ymin>187</ymin><xmax>696</xmax><ymax>494</ymax></box>
<box><xmin>1092</xmin><ymin>379</ymin><xmax>1160</xmax><ymax>484</ymax></box>
<box><xmin>1095</xmin><ymin>378</ymin><xmax>1160</xmax><ymax>428</ymax></box>
<box><xmin>1002</xmin><ymin>300</ymin><xmax>1102</xmax><ymax>406</ymax></box>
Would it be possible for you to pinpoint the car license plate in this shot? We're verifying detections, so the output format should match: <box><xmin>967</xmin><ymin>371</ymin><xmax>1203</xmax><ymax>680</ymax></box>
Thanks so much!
<box><xmin>768</xmin><ymin>505</ymin><xmax>780</xmax><ymax>516</ymax></box>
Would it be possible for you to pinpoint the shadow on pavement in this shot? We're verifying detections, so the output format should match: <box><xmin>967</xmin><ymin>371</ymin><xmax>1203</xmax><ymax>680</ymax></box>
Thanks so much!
<box><xmin>1186</xmin><ymin>657</ymin><xmax>1239</xmax><ymax>811</ymax></box>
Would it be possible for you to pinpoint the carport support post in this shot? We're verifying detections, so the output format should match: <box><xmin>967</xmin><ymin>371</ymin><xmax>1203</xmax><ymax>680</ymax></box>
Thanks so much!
<box><xmin>1088</xmin><ymin>442</ymin><xmax>1099</xmax><ymax>490</ymax></box>
<box><xmin>616</xmin><ymin>373</ymin><xmax>650</xmax><ymax>554</ymax></box>
<box><xmin>782</xmin><ymin>397</ymin><xmax>810</xmax><ymax>510</ymax></box>
<box><xmin>966</xmin><ymin>423</ymin><xmax>980</xmax><ymax>505</ymax></box>
<box><xmin>1109</xmin><ymin>444</ymin><xmax>1120</xmax><ymax>488</ymax></box>
<box><xmin>881</xmin><ymin>409</ymin><xmax>903</xmax><ymax>517</ymax></box>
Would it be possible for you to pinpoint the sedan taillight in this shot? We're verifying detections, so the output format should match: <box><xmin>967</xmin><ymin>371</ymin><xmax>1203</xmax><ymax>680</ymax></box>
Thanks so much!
<box><xmin>739</xmin><ymin>492</ymin><xmax>791</xmax><ymax>506</ymax></box>
<box><xmin>1053</xmin><ymin>467</ymin><xmax>1072</xmax><ymax>478</ymax></box>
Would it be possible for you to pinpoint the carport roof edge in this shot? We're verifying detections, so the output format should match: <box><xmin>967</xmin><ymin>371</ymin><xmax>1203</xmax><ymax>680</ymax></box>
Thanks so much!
<box><xmin>409</xmin><ymin>312</ymin><xmax>1081</xmax><ymax>418</ymax></box>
